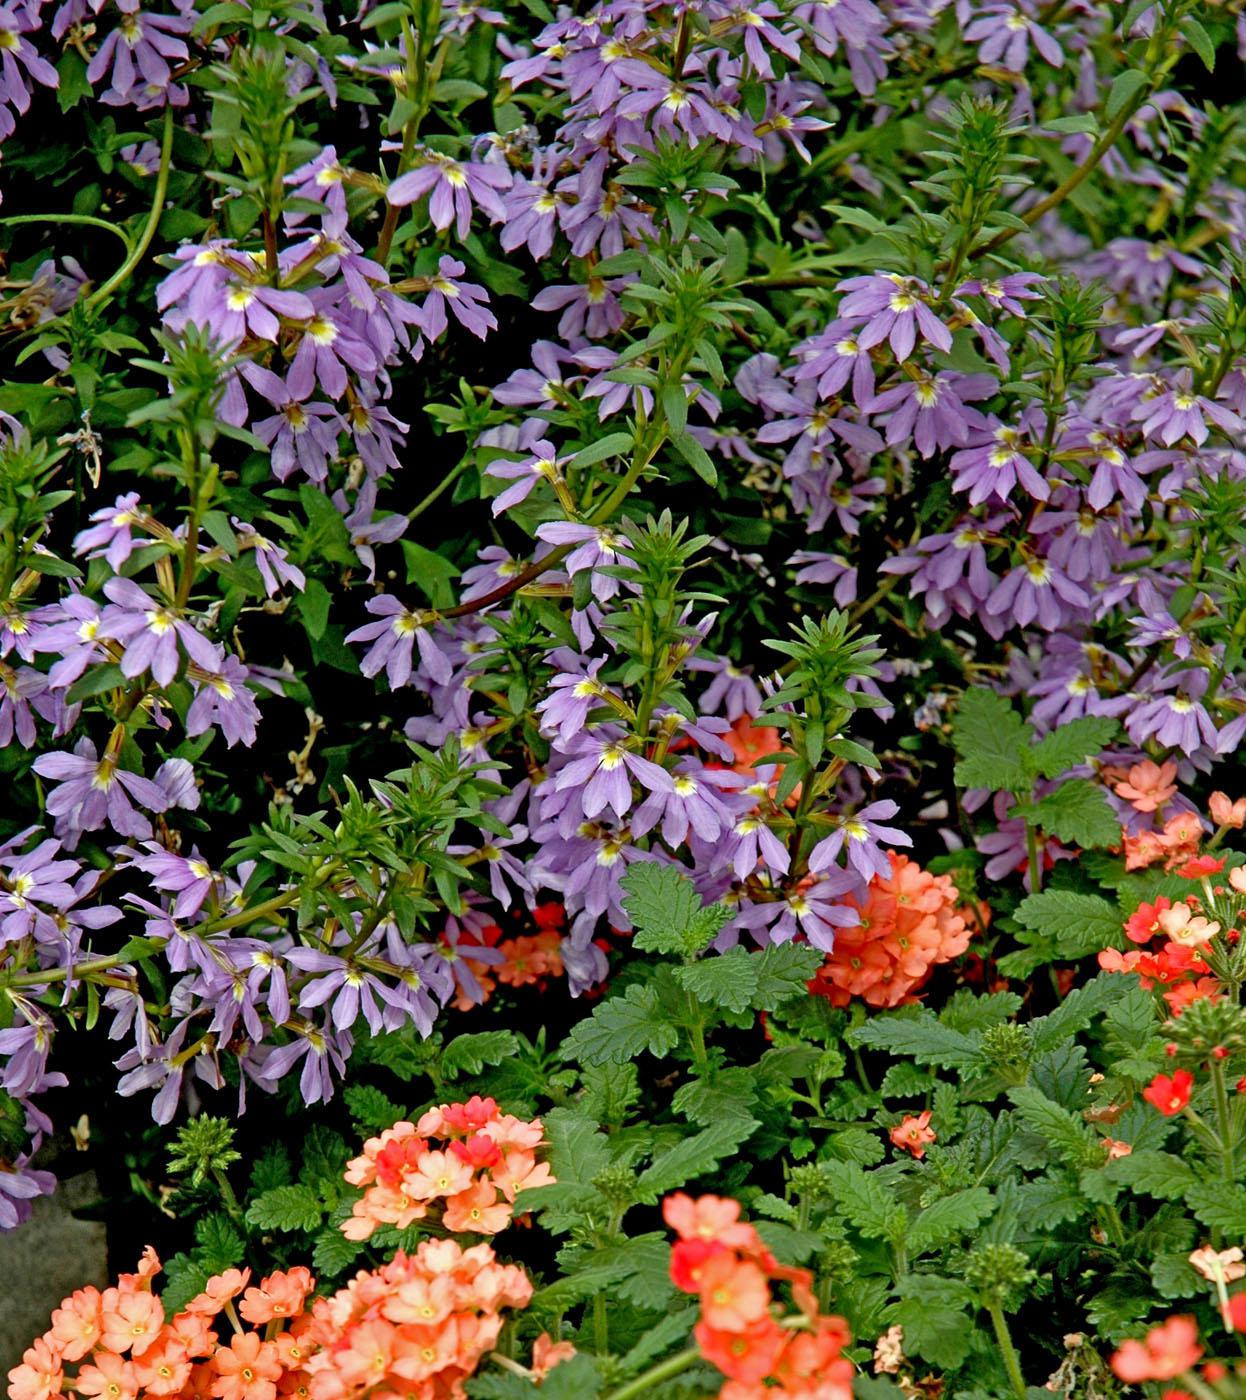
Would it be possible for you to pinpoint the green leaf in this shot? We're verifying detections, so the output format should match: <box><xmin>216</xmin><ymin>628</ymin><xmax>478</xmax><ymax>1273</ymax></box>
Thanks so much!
<box><xmin>850</xmin><ymin>1011</ymin><xmax>983</xmax><ymax>1071</ymax></box>
<box><xmin>1105</xmin><ymin>68</ymin><xmax>1149</xmax><ymax>122</ymax></box>
<box><xmin>441</xmin><ymin>1030</ymin><xmax>519</xmax><ymax>1078</ymax></box>
<box><xmin>891</xmin><ymin>1276</ymin><xmax>974</xmax><ymax>1368</ymax></box>
<box><xmin>621</xmin><ymin>863</ymin><xmax>731</xmax><ymax>957</ymax></box>
<box><xmin>569</xmin><ymin>432</ymin><xmax>634</xmax><ymax>470</ymax></box>
<box><xmin>1105</xmin><ymin>1150</ymin><xmax>1200</xmax><ymax>1200</ymax></box>
<box><xmin>401</xmin><ymin>540</ymin><xmax>460</xmax><ymax>609</ymax></box>
<box><xmin>193</xmin><ymin>1213</ymin><xmax>244</xmax><ymax>1273</ymax></box>
<box><xmin>819</xmin><ymin>1160</ymin><xmax>905</xmax><ymax>1239</ymax></box>
<box><xmin>669</xmin><ymin>430</ymin><xmax>718</xmax><ymax>486</ymax></box>
<box><xmin>1028</xmin><ymin>717</ymin><xmax>1118</xmax><ymax>778</ymax></box>
<box><xmin>907</xmin><ymin>1188</ymin><xmax>996</xmax><ymax>1250</ymax></box>
<box><xmin>1180</xmin><ymin>15</ymin><xmax>1215</xmax><ymax>70</ymax></box>
<box><xmin>753</xmin><ymin>944</ymin><xmax>824</xmax><ymax>1009</ymax></box>
<box><xmin>951</xmin><ymin>688</ymin><xmax>1030</xmax><ymax>792</ymax></box>
<box><xmin>1188</xmin><ymin>1183</ymin><xmax>1246</xmax><ymax>1236</ymax></box>
<box><xmin>343</xmin><ymin>1084</ymin><xmax>407</xmax><ymax>1133</ymax></box>
<box><xmin>296</xmin><ymin>578</ymin><xmax>331</xmax><ymax>639</ymax></box>
<box><xmin>1029</xmin><ymin>779</ymin><xmax>1120</xmax><ymax>848</ymax></box>
<box><xmin>675</xmin><ymin>946</ymin><xmax>758</xmax><ymax>1013</ymax></box>
<box><xmin>1044</xmin><ymin>114</ymin><xmax>1099</xmax><ymax>136</ymax></box>
<box><xmin>1031</xmin><ymin>974</ymin><xmax>1128</xmax><ymax>1050</ymax></box>
<box><xmin>562</xmin><ymin>982</ymin><xmax>680</xmax><ymax>1066</ymax></box>
<box><xmin>1008</xmin><ymin>1085</ymin><xmax>1095</xmax><ymax>1165</ymax></box>
<box><xmin>637</xmin><ymin>1118</ymin><xmax>759</xmax><ymax>1199</ymax></box>
<box><xmin>245</xmin><ymin>1184</ymin><xmax>324</xmax><ymax>1233</ymax></box>
<box><xmin>1013</xmin><ymin>890</ymin><xmax>1122</xmax><ymax>958</ymax></box>
<box><xmin>160</xmin><ymin>1253</ymin><xmax>211</xmax><ymax>1317</ymax></box>
<box><xmin>312</xmin><ymin>1226</ymin><xmax>365</xmax><ymax>1277</ymax></box>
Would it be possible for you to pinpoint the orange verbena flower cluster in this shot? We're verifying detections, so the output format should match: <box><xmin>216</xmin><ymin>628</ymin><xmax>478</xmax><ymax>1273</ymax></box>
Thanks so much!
<box><xmin>303</xmin><ymin>1240</ymin><xmax>532</xmax><ymax>1400</ymax></box>
<box><xmin>6</xmin><ymin>1250</ymin><xmax>319</xmax><ymax>1400</ymax></box>
<box><xmin>1119</xmin><ymin>810</ymin><xmax>1203</xmax><ymax>872</ymax></box>
<box><xmin>663</xmin><ymin>1193</ymin><xmax>854</xmax><ymax>1399</ymax></box>
<box><xmin>341</xmin><ymin>1097</ymin><xmax>551</xmax><ymax>1242</ymax></box>
<box><xmin>6</xmin><ymin>1242</ymin><xmax>537</xmax><ymax>1400</ymax></box>
<box><xmin>808</xmin><ymin>852</ymin><xmax>976</xmax><ymax>1009</ymax></box>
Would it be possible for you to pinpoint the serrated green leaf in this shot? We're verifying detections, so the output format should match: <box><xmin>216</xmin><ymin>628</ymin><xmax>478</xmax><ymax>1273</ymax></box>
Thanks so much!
<box><xmin>850</xmin><ymin>1011</ymin><xmax>983</xmax><ymax>1070</ymax></box>
<box><xmin>621</xmin><ymin>863</ymin><xmax>730</xmax><ymax>956</ymax></box>
<box><xmin>442</xmin><ymin>1030</ymin><xmax>519</xmax><ymax>1078</ymax></box>
<box><xmin>952</xmin><ymin>689</ymin><xmax>1030</xmax><ymax>792</ymax></box>
<box><xmin>891</xmin><ymin>1276</ymin><xmax>974</xmax><ymax>1368</ymax></box>
<box><xmin>1189</xmin><ymin>1183</ymin><xmax>1246</xmax><ymax>1236</ymax></box>
<box><xmin>1008</xmin><ymin>1085</ymin><xmax>1095</xmax><ymax>1165</ymax></box>
<box><xmin>343</xmin><ymin>1084</ymin><xmax>407</xmax><ymax>1133</ymax></box>
<box><xmin>753</xmin><ymin>943</ymin><xmax>824</xmax><ymax>1009</ymax></box>
<box><xmin>819</xmin><ymin>1160</ymin><xmax>904</xmax><ymax>1239</ymax></box>
<box><xmin>562</xmin><ymin>983</ymin><xmax>681</xmax><ymax>1066</ymax></box>
<box><xmin>312</xmin><ymin>1226</ymin><xmax>365</xmax><ymax>1277</ymax></box>
<box><xmin>675</xmin><ymin>946</ymin><xmax>759</xmax><ymax>1013</ymax></box>
<box><xmin>1030</xmin><ymin>779</ymin><xmax>1120</xmax><ymax>848</ymax></box>
<box><xmin>636</xmin><ymin>1118</ymin><xmax>759</xmax><ymax>1200</ymax></box>
<box><xmin>1106</xmin><ymin>1150</ymin><xmax>1200</xmax><ymax>1200</ymax></box>
<box><xmin>246</xmin><ymin>1183</ymin><xmax>324</xmax><ymax>1233</ymax></box>
<box><xmin>1014</xmin><ymin>889</ymin><xmax>1122</xmax><ymax>958</ymax></box>
<box><xmin>907</xmin><ymin>1188</ymin><xmax>996</xmax><ymax>1250</ymax></box>
<box><xmin>1029</xmin><ymin>717</ymin><xmax>1118</xmax><ymax>778</ymax></box>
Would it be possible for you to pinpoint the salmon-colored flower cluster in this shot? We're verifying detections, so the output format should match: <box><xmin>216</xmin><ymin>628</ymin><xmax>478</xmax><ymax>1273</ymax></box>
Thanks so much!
<box><xmin>1121</xmin><ymin>811</ymin><xmax>1203</xmax><ymax>872</ymax></box>
<box><xmin>6</xmin><ymin>1251</ymin><xmax>318</xmax><ymax>1400</ymax></box>
<box><xmin>303</xmin><ymin>1239</ymin><xmax>532</xmax><ymax>1400</ymax></box>
<box><xmin>341</xmin><ymin>1098</ymin><xmax>551</xmax><ymax>1242</ymax></box>
<box><xmin>808</xmin><ymin>852</ymin><xmax>975</xmax><ymax>1009</ymax></box>
<box><xmin>663</xmin><ymin>1193</ymin><xmax>854</xmax><ymax>1399</ymax></box>
<box><xmin>445</xmin><ymin>905</ymin><xmax>565</xmax><ymax>1010</ymax></box>
<box><xmin>1099</xmin><ymin>895</ymin><xmax>1220</xmax><ymax>1014</ymax></box>
<box><xmin>6</xmin><ymin>1240</ymin><xmax>537</xmax><ymax>1400</ymax></box>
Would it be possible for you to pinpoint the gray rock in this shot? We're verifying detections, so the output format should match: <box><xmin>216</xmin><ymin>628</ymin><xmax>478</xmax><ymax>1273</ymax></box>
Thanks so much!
<box><xmin>0</xmin><ymin>1173</ymin><xmax>108</xmax><ymax>1374</ymax></box>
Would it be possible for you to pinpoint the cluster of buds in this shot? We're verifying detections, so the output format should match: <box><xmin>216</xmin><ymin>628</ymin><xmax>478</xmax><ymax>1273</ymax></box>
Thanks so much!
<box><xmin>663</xmin><ymin>1193</ymin><xmax>854</xmax><ymax>1398</ymax></box>
<box><xmin>340</xmin><ymin>1098</ymin><xmax>551</xmax><ymax>1241</ymax></box>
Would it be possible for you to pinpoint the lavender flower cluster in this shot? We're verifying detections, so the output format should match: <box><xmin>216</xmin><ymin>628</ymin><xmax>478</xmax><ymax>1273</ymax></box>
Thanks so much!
<box><xmin>0</xmin><ymin>0</ymin><xmax>1243</xmax><ymax>1227</ymax></box>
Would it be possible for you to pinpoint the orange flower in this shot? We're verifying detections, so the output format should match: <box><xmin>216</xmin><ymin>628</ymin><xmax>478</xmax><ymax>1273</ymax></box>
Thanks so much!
<box><xmin>670</xmin><ymin>1238</ymin><xmax>728</xmax><ymax>1293</ymax></box>
<box><xmin>48</xmin><ymin>1286</ymin><xmax>103</xmax><ymax>1362</ymax></box>
<box><xmin>442</xmin><ymin>1179</ymin><xmax>512</xmax><ymax>1234</ymax></box>
<box><xmin>75</xmin><ymin>1354</ymin><xmax>139</xmax><ymax>1400</ymax></box>
<box><xmin>697</xmin><ymin>1255</ymin><xmax>771</xmax><ymax>1331</ymax></box>
<box><xmin>810</xmin><ymin>853</ymin><xmax>974</xmax><ymax>1009</ymax></box>
<box><xmin>1224</xmin><ymin>1293</ymin><xmax>1246</xmax><ymax>1330</ymax></box>
<box><xmin>185</xmin><ymin>1269</ymin><xmax>252</xmax><ymax>1317</ymax></box>
<box><xmin>1143</xmin><ymin>1070</ymin><xmax>1194</xmax><ymax>1116</ymax></box>
<box><xmin>239</xmin><ymin>1270</ymin><xmax>314</xmax><ymax>1326</ymax></box>
<box><xmin>890</xmin><ymin>1110</ymin><xmax>936</xmax><ymax>1158</ymax></box>
<box><xmin>1111</xmin><ymin>1316</ymin><xmax>1202</xmax><ymax>1382</ymax></box>
<box><xmin>1101</xmin><ymin>1138</ymin><xmax>1132</xmax><ymax>1160</ymax></box>
<box><xmin>663</xmin><ymin>1193</ymin><xmax>761</xmax><ymax>1250</ymax></box>
<box><xmin>1210</xmin><ymin>792</ymin><xmax>1246</xmax><ymax>828</ymax></box>
<box><xmin>1113</xmin><ymin>760</ymin><xmax>1178</xmax><ymax>813</ymax></box>
<box><xmin>6</xmin><ymin>1338</ymin><xmax>64</xmax><ymax>1400</ymax></box>
<box><xmin>529</xmin><ymin>1334</ymin><xmax>575</xmax><ymax>1380</ymax></box>
<box><xmin>1125</xmin><ymin>897</ymin><xmax>1172</xmax><ymax>944</ymax></box>
<box><xmin>132</xmin><ymin>1337</ymin><xmax>192</xmax><ymax>1396</ymax></box>
<box><xmin>210</xmin><ymin>1333</ymin><xmax>283</xmax><ymax>1400</ymax></box>
<box><xmin>99</xmin><ymin>1288</ymin><xmax>164</xmax><ymax>1357</ymax></box>
<box><xmin>694</xmin><ymin>1317</ymin><xmax>787</xmax><ymax>1384</ymax></box>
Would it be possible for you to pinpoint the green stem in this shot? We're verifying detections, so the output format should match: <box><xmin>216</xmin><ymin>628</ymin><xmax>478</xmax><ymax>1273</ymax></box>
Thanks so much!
<box><xmin>1209</xmin><ymin>1058</ymin><xmax>1236</xmax><ymax>1185</ymax></box>
<box><xmin>593</xmin><ymin>1292</ymin><xmax>609</xmax><ymax>1355</ymax></box>
<box><xmin>987</xmin><ymin>1301</ymin><xmax>1027</xmax><ymax>1400</ymax></box>
<box><xmin>212</xmin><ymin>1166</ymin><xmax>245</xmax><ymax>1225</ymax></box>
<box><xmin>0</xmin><ymin>214</ymin><xmax>130</xmax><ymax>251</ymax></box>
<box><xmin>602</xmin><ymin>1347</ymin><xmax>703</xmax><ymax>1400</ymax></box>
<box><xmin>409</xmin><ymin>457</ymin><xmax>471</xmax><ymax>520</ymax></box>
<box><xmin>86</xmin><ymin>105</ymin><xmax>175</xmax><ymax>311</ymax></box>
<box><xmin>1024</xmin><ymin>818</ymin><xmax>1043</xmax><ymax>893</ymax></box>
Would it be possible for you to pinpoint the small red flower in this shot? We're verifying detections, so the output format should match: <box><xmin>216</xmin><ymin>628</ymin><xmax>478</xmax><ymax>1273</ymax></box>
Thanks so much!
<box><xmin>889</xmin><ymin>1110</ymin><xmax>936</xmax><ymax>1158</ymax></box>
<box><xmin>1143</xmin><ymin>1070</ymin><xmax>1194</xmax><ymax>1117</ymax></box>
<box><xmin>1111</xmin><ymin>1315</ymin><xmax>1202</xmax><ymax>1382</ymax></box>
<box><xmin>1177</xmin><ymin>855</ymin><xmax>1225</xmax><ymax>879</ymax></box>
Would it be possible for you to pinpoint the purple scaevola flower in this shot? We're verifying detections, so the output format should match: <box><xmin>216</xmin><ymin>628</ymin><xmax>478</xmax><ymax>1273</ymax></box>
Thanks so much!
<box><xmin>808</xmin><ymin>800</ymin><xmax>909</xmax><ymax>881</ymax></box>
<box><xmin>387</xmin><ymin>151</ymin><xmax>510</xmax><ymax>239</ymax></box>
<box><xmin>418</xmin><ymin>256</ymin><xmax>496</xmax><ymax>340</ymax></box>
<box><xmin>98</xmin><ymin>577</ymin><xmax>221</xmax><ymax>686</ymax></box>
<box><xmin>130</xmin><ymin>844</ymin><xmax>217</xmax><ymax>918</ymax></box>
<box><xmin>836</xmin><ymin>272</ymin><xmax>953</xmax><ymax>361</ymax></box>
<box><xmin>553</xmin><ymin>731</ymin><xmax>673</xmax><ymax>819</ymax></box>
<box><xmin>33</xmin><ymin>739</ymin><xmax>169</xmax><ymax>845</ymax></box>
<box><xmin>74</xmin><ymin>492</ymin><xmax>146</xmax><ymax>568</ymax></box>
<box><xmin>347</xmin><ymin>596</ymin><xmax>453</xmax><ymax>688</ymax></box>
<box><xmin>254</xmin><ymin>1020</ymin><xmax>351</xmax><ymax>1106</ymax></box>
